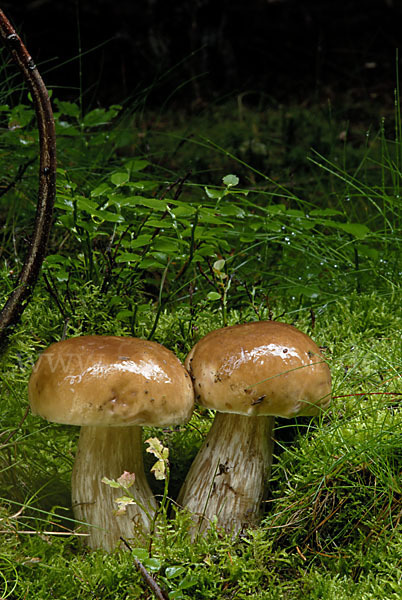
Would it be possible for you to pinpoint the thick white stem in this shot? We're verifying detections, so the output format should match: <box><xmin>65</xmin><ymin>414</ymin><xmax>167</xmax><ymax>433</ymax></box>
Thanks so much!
<box><xmin>71</xmin><ymin>425</ymin><xmax>157</xmax><ymax>551</ymax></box>
<box><xmin>177</xmin><ymin>413</ymin><xmax>274</xmax><ymax>536</ymax></box>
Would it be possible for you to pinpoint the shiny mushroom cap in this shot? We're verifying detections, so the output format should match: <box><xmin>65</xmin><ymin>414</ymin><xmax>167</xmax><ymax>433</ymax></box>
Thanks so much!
<box><xmin>185</xmin><ymin>321</ymin><xmax>331</xmax><ymax>418</ymax></box>
<box><xmin>29</xmin><ymin>336</ymin><xmax>194</xmax><ymax>427</ymax></box>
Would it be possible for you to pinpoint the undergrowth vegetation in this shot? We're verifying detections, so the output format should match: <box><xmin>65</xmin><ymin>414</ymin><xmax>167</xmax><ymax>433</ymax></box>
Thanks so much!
<box><xmin>0</xmin><ymin>66</ymin><xmax>401</xmax><ymax>599</ymax></box>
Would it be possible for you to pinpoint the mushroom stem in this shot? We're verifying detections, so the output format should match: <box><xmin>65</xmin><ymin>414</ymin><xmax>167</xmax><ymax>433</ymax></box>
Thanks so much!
<box><xmin>72</xmin><ymin>425</ymin><xmax>157</xmax><ymax>551</ymax></box>
<box><xmin>177</xmin><ymin>413</ymin><xmax>274</xmax><ymax>536</ymax></box>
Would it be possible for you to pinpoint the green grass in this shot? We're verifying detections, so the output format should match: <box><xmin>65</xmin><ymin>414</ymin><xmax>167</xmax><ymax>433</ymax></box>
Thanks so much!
<box><xmin>0</xmin><ymin>289</ymin><xmax>400</xmax><ymax>599</ymax></box>
<box><xmin>0</xmin><ymin>84</ymin><xmax>401</xmax><ymax>598</ymax></box>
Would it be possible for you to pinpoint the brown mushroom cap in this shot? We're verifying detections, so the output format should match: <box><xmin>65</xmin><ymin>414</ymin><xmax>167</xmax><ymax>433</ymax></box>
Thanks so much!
<box><xmin>29</xmin><ymin>336</ymin><xmax>194</xmax><ymax>427</ymax></box>
<box><xmin>185</xmin><ymin>321</ymin><xmax>331</xmax><ymax>418</ymax></box>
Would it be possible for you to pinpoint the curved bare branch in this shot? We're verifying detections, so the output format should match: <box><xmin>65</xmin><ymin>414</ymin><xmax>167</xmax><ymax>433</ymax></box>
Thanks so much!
<box><xmin>0</xmin><ymin>10</ymin><xmax>56</xmax><ymax>348</ymax></box>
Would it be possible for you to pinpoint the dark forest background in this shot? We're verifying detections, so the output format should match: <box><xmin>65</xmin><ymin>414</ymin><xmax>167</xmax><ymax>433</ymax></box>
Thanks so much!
<box><xmin>3</xmin><ymin>0</ymin><xmax>402</xmax><ymax>108</ymax></box>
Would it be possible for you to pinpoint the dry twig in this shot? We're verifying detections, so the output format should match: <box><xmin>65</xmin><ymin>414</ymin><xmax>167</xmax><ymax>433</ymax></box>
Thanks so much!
<box><xmin>0</xmin><ymin>10</ymin><xmax>56</xmax><ymax>349</ymax></box>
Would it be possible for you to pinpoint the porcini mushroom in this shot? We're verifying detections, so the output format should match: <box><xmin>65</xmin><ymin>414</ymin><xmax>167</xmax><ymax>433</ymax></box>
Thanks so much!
<box><xmin>28</xmin><ymin>335</ymin><xmax>194</xmax><ymax>551</ymax></box>
<box><xmin>177</xmin><ymin>321</ymin><xmax>331</xmax><ymax>535</ymax></box>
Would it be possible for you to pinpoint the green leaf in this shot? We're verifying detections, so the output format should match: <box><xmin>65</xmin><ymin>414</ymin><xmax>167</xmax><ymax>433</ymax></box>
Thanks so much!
<box><xmin>134</xmin><ymin>197</ymin><xmax>168</xmax><ymax>211</ymax></box>
<box><xmin>111</xmin><ymin>172</ymin><xmax>129</xmax><ymax>187</ymax></box>
<box><xmin>91</xmin><ymin>183</ymin><xmax>112</xmax><ymax>197</ymax></box>
<box><xmin>222</xmin><ymin>174</ymin><xmax>239</xmax><ymax>187</ymax></box>
<box><xmin>101</xmin><ymin>477</ymin><xmax>121</xmax><ymax>488</ymax></box>
<box><xmin>336</xmin><ymin>222</ymin><xmax>371</xmax><ymax>239</ymax></box>
<box><xmin>207</xmin><ymin>291</ymin><xmax>221</xmax><ymax>301</ymax></box>
<box><xmin>198</xmin><ymin>209</ymin><xmax>232</xmax><ymax>225</ymax></box>
<box><xmin>116</xmin><ymin>310</ymin><xmax>134</xmax><ymax>320</ymax></box>
<box><xmin>213</xmin><ymin>259</ymin><xmax>225</xmax><ymax>271</ymax></box>
<box><xmin>177</xmin><ymin>574</ymin><xmax>198</xmax><ymax>590</ymax></box>
<box><xmin>165</xmin><ymin>566</ymin><xmax>186</xmax><ymax>579</ymax></box>
<box><xmin>131</xmin><ymin>548</ymin><xmax>149</xmax><ymax>562</ymax></box>
<box><xmin>54</xmin><ymin>100</ymin><xmax>80</xmax><ymax>118</ymax></box>
<box><xmin>218</xmin><ymin>205</ymin><xmax>246</xmax><ymax>218</ymax></box>
<box><xmin>83</xmin><ymin>108</ymin><xmax>109</xmax><ymax>127</ymax></box>
<box><xmin>153</xmin><ymin>238</ymin><xmax>180</xmax><ymax>253</ymax></box>
<box><xmin>82</xmin><ymin>106</ymin><xmax>120</xmax><ymax>127</ymax></box>
<box><xmin>126</xmin><ymin>159</ymin><xmax>150</xmax><ymax>172</ymax></box>
<box><xmin>139</xmin><ymin>257</ymin><xmax>166</xmax><ymax>269</ymax></box>
<box><xmin>115</xmin><ymin>253</ymin><xmax>141</xmax><ymax>263</ymax></box>
<box><xmin>171</xmin><ymin>205</ymin><xmax>197</xmax><ymax>217</ymax></box>
<box><xmin>76</xmin><ymin>197</ymin><xmax>124</xmax><ymax>223</ymax></box>
<box><xmin>204</xmin><ymin>187</ymin><xmax>224</xmax><ymax>200</ymax></box>
<box><xmin>143</xmin><ymin>558</ymin><xmax>162</xmax><ymax>572</ymax></box>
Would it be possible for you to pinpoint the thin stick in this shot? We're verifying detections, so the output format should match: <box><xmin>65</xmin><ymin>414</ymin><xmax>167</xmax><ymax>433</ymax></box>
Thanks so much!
<box><xmin>0</xmin><ymin>10</ymin><xmax>56</xmax><ymax>349</ymax></box>
<box><xmin>120</xmin><ymin>537</ymin><xmax>170</xmax><ymax>600</ymax></box>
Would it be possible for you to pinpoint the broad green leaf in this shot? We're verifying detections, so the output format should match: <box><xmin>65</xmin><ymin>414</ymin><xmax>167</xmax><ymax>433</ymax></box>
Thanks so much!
<box><xmin>165</xmin><ymin>566</ymin><xmax>186</xmax><ymax>579</ymax></box>
<box><xmin>218</xmin><ymin>205</ymin><xmax>246</xmax><ymax>218</ymax></box>
<box><xmin>207</xmin><ymin>291</ymin><xmax>221</xmax><ymax>301</ymax></box>
<box><xmin>83</xmin><ymin>106</ymin><xmax>120</xmax><ymax>127</ymax></box>
<box><xmin>172</xmin><ymin>205</ymin><xmax>197</xmax><ymax>217</ymax></box>
<box><xmin>143</xmin><ymin>558</ymin><xmax>162</xmax><ymax>572</ymax></box>
<box><xmin>286</xmin><ymin>209</ymin><xmax>305</xmax><ymax>218</ymax></box>
<box><xmin>45</xmin><ymin>254</ymin><xmax>69</xmax><ymax>264</ymax></box>
<box><xmin>204</xmin><ymin>186</ymin><xmax>224</xmax><ymax>200</ymax></box>
<box><xmin>91</xmin><ymin>183</ymin><xmax>112</xmax><ymax>197</ymax></box>
<box><xmin>198</xmin><ymin>210</ymin><xmax>232</xmax><ymax>226</ymax></box>
<box><xmin>134</xmin><ymin>197</ymin><xmax>168</xmax><ymax>211</ymax></box>
<box><xmin>147</xmin><ymin>219</ymin><xmax>172</xmax><ymax>228</ymax></box>
<box><xmin>116</xmin><ymin>310</ymin><xmax>134</xmax><ymax>320</ymax></box>
<box><xmin>83</xmin><ymin>108</ymin><xmax>109</xmax><ymax>127</ymax></box>
<box><xmin>129</xmin><ymin>235</ymin><xmax>153</xmax><ymax>249</ymax></box>
<box><xmin>126</xmin><ymin>159</ymin><xmax>150</xmax><ymax>172</ymax></box>
<box><xmin>356</xmin><ymin>244</ymin><xmax>379</xmax><ymax>259</ymax></box>
<box><xmin>111</xmin><ymin>172</ymin><xmax>129</xmax><ymax>187</ymax></box>
<box><xmin>153</xmin><ymin>238</ymin><xmax>180</xmax><ymax>253</ymax></box>
<box><xmin>115</xmin><ymin>253</ymin><xmax>141</xmax><ymax>263</ymax></box>
<box><xmin>76</xmin><ymin>197</ymin><xmax>124</xmax><ymax>222</ymax></box>
<box><xmin>139</xmin><ymin>257</ymin><xmax>166</xmax><ymax>269</ymax></box>
<box><xmin>178</xmin><ymin>574</ymin><xmax>199</xmax><ymax>590</ymax></box>
<box><xmin>223</xmin><ymin>174</ymin><xmax>239</xmax><ymax>187</ymax></box>
<box><xmin>131</xmin><ymin>548</ymin><xmax>149</xmax><ymax>562</ymax></box>
<box><xmin>54</xmin><ymin>100</ymin><xmax>80</xmax><ymax>118</ymax></box>
<box><xmin>213</xmin><ymin>259</ymin><xmax>225</xmax><ymax>271</ymax></box>
<box><xmin>336</xmin><ymin>222</ymin><xmax>371</xmax><ymax>239</ymax></box>
<box><xmin>265</xmin><ymin>204</ymin><xmax>286</xmax><ymax>214</ymax></box>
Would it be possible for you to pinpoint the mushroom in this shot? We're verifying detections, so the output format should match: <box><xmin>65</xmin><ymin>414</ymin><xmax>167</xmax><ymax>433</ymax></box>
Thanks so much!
<box><xmin>177</xmin><ymin>321</ymin><xmax>331</xmax><ymax>535</ymax></box>
<box><xmin>28</xmin><ymin>335</ymin><xmax>194</xmax><ymax>551</ymax></box>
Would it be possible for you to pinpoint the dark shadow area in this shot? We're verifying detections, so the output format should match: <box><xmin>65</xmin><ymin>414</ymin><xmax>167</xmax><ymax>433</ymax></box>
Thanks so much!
<box><xmin>3</xmin><ymin>0</ymin><xmax>401</xmax><ymax>108</ymax></box>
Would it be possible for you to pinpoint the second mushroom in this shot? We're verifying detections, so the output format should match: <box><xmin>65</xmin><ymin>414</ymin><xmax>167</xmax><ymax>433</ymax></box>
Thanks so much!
<box><xmin>177</xmin><ymin>320</ymin><xmax>331</xmax><ymax>535</ymax></box>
